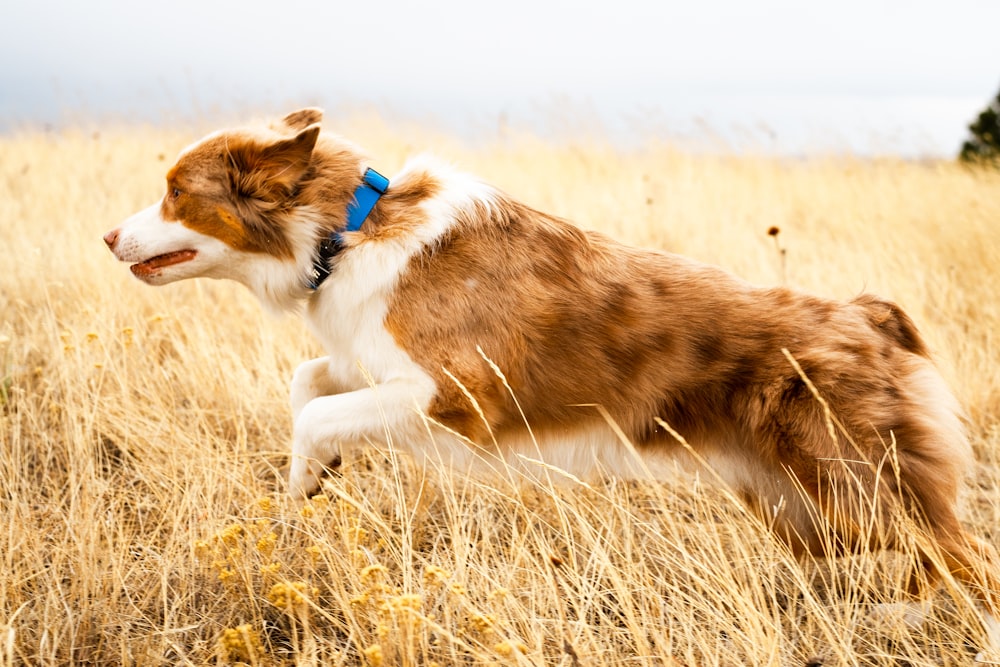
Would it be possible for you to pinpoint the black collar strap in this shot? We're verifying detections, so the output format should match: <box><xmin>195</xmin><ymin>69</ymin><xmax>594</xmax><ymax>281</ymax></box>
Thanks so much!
<box><xmin>308</xmin><ymin>168</ymin><xmax>389</xmax><ymax>290</ymax></box>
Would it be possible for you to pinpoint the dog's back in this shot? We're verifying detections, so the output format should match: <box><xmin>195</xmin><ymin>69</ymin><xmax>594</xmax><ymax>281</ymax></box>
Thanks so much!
<box><xmin>381</xmin><ymin>184</ymin><xmax>993</xmax><ymax>610</ymax></box>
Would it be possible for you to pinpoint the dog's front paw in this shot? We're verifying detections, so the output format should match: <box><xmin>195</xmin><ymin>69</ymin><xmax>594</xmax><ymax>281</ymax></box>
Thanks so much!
<box><xmin>287</xmin><ymin>456</ymin><xmax>324</xmax><ymax>500</ymax></box>
<box><xmin>287</xmin><ymin>452</ymin><xmax>343</xmax><ymax>500</ymax></box>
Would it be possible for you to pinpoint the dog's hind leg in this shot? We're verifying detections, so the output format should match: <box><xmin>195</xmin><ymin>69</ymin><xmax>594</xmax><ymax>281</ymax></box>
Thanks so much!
<box><xmin>761</xmin><ymin>407</ymin><xmax>999</xmax><ymax>655</ymax></box>
<box><xmin>942</xmin><ymin>537</ymin><xmax>1000</xmax><ymax>663</ymax></box>
<box><xmin>910</xmin><ymin>503</ymin><xmax>1000</xmax><ymax>661</ymax></box>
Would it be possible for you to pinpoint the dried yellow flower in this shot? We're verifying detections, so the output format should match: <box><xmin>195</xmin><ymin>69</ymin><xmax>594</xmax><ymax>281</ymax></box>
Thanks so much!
<box><xmin>255</xmin><ymin>532</ymin><xmax>277</xmax><ymax>557</ymax></box>
<box><xmin>218</xmin><ymin>523</ymin><xmax>244</xmax><ymax>547</ymax></box>
<box><xmin>346</xmin><ymin>525</ymin><xmax>369</xmax><ymax>544</ymax></box>
<box><xmin>493</xmin><ymin>640</ymin><xmax>528</xmax><ymax>657</ymax></box>
<box><xmin>267</xmin><ymin>581</ymin><xmax>317</xmax><ymax>611</ymax></box>
<box><xmin>388</xmin><ymin>594</ymin><xmax>422</xmax><ymax>611</ymax></box>
<box><xmin>363</xmin><ymin>643</ymin><xmax>383</xmax><ymax>667</ymax></box>
<box><xmin>494</xmin><ymin>641</ymin><xmax>514</xmax><ymax>657</ymax></box>
<box><xmin>423</xmin><ymin>565</ymin><xmax>451</xmax><ymax>588</ymax></box>
<box><xmin>193</xmin><ymin>540</ymin><xmax>212</xmax><ymax>561</ymax></box>
<box><xmin>219</xmin><ymin>624</ymin><xmax>262</xmax><ymax>663</ymax></box>
<box><xmin>488</xmin><ymin>587</ymin><xmax>510</xmax><ymax>600</ymax></box>
<box><xmin>466</xmin><ymin>611</ymin><xmax>495</xmax><ymax>634</ymax></box>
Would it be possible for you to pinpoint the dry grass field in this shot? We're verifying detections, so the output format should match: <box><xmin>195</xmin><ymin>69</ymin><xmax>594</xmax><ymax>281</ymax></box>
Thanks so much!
<box><xmin>2</xmin><ymin>116</ymin><xmax>1000</xmax><ymax>666</ymax></box>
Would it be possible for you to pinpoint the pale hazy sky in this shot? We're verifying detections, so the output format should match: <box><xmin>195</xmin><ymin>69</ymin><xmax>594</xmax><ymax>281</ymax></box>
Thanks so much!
<box><xmin>2</xmin><ymin>0</ymin><xmax>999</xmax><ymax>155</ymax></box>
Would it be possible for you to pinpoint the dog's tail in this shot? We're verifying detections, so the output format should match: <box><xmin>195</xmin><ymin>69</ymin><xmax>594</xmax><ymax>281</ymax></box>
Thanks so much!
<box><xmin>853</xmin><ymin>294</ymin><xmax>929</xmax><ymax>358</ymax></box>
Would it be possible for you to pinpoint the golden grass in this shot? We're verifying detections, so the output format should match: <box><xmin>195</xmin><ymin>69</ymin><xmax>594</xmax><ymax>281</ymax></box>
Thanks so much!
<box><xmin>2</xmin><ymin>118</ymin><xmax>1000</xmax><ymax>666</ymax></box>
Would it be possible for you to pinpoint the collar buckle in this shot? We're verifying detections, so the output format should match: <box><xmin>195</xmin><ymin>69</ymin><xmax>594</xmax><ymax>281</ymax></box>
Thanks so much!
<box><xmin>308</xmin><ymin>167</ymin><xmax>388</xmax><ymax>290</ymax></box>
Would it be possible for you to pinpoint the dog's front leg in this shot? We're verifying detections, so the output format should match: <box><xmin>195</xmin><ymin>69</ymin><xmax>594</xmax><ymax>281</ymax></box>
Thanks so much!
<box><xmin>289</xmin><ymin>356</ymin><xmax>348</xmax><ymax>421</ymax></box>
<box><xmin>287</xmin><ymin>378</ymin><xmax>432</xmax><ymax>499</ymax></box>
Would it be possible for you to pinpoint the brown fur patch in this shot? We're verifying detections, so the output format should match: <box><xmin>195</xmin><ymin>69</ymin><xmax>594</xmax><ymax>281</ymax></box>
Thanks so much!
<box><xmin>349</xmin><ymin>171</ymin><xmax>443</xmax><ymax>245</ymax></box>
<box><xmin>378</xmin><ymin>188</ymin><xmax>996</xmax><ymax>613</ymax></box>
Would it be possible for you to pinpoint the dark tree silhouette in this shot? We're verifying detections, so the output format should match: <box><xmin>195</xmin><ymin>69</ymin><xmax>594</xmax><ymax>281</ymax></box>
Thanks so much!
<box><xmin>959</xmin><ymin>88</ymin><xmax>1000</xmax><ymax>166</ymax></box>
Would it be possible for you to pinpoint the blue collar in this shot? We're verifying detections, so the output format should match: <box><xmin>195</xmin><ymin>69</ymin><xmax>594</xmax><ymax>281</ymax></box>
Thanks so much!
<box><xmin>308</xmin><ymin>167</ymin><xmax>389</xmax><ymax>290</ymax></box>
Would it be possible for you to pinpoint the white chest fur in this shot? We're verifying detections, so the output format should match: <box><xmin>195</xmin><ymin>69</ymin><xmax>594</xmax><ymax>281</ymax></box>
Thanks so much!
<box><xmin>305</xmin><ymin>241</ymin><xmax>431</xmax><ymax>391</ymax></box>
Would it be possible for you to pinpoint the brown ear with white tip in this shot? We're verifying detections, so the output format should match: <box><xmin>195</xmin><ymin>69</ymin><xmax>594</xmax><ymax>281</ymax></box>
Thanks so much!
<box><xmin>282</xmin><ymin>108</ymin><xmax>324</xmax><ymax>131</ymax></box>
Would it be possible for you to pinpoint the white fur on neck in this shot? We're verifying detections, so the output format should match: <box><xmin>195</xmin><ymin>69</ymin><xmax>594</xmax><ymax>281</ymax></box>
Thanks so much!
<box><xmin>235</xmin><ymin>206</ymin><xmax>330</xmax><ymax>315</ymax></box>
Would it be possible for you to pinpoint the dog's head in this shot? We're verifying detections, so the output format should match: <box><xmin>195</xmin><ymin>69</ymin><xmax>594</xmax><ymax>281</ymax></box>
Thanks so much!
<box><xmin>103</xmin><ymin>108</ymin><xmax>330</xmax><ymax>286</ymax></box>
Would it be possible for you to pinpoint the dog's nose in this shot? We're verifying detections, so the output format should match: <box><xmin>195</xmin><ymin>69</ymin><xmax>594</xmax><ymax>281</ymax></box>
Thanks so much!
<box><xmin>103</xmin><ymin>228</ymin><xmax>120</xmax><ymax>250</ymax></box>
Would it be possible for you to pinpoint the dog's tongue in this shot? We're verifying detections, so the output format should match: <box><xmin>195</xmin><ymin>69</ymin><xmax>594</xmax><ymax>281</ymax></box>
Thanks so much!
<box><xmin>130</xmin><ymin>250</ymin><xmax>197</xmax><ymax>276</ymax></box>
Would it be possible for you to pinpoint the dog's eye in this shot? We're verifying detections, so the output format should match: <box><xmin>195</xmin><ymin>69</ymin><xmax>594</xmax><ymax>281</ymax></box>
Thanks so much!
<box><xmin>168</xmin><ymin>187</ymin><xmax>181</xmax><ymax>201</ymax></box>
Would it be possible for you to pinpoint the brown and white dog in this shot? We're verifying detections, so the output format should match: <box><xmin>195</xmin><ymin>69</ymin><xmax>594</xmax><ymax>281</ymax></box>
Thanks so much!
<box><xmin>104</xmin><ymin>109</ymin><xmax>998</xmax><ymax>650</ymax></box>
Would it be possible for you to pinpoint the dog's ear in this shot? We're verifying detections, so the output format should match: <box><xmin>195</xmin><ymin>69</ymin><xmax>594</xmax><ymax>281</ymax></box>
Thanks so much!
<box><xmin>282</xmin><ymin>108</ymin><xmax>324</xmax><ymax>132</ymax></box>
<box><xmin>230</xmin><ymin>125</ymin><xmax>320</xmax><ymax>201</ymax></box>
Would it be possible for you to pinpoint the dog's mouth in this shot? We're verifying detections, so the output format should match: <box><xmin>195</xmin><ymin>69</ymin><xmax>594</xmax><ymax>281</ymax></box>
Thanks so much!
<box><xmin>130</xmin><ymin>249</ymin><xmax>198</xmax><ymax>278</ymax></box>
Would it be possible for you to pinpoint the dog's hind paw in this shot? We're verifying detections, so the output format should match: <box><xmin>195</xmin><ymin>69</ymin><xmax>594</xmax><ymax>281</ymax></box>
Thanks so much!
<box><xmin>975</xmin><ymin>610</ymin><xmax>1000</xmax><ymax>663</ymax></box>
<box><xmin>866</xmin><ymin>601</ymin><xmax>930</xmax><ymax>631</ymax></box>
